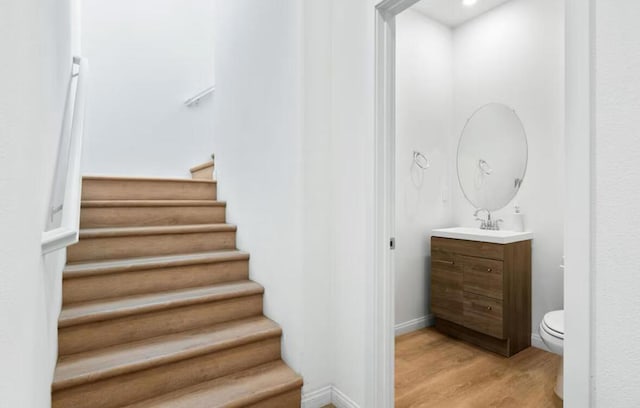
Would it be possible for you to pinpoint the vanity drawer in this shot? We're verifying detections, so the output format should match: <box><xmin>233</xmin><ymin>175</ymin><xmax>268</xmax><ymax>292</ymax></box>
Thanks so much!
<box><xmin>431</xmin><ymin>263</ymin><xmax>463</xmax><ymax>325</ymax></box>
<box><xmin>432</xmin><ymin>237</ymin><xmax>504</xmax><ymax>260</ymax></box>
<box><xmin>463</xmin><ymin>293</ymin><xmax>504</xmax><ymax>339</ymax></box>
<box><xmin>431</xmin><ymin>249</ymin><xmax>457</xmax><ymax>270</ymax></box>
<box><xmin>460</xmin><ymin>256</ymin><xmax>504</xmax><ymax>300</ymax></box>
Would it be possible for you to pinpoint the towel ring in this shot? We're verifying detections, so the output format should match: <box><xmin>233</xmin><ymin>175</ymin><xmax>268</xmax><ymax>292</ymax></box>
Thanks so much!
<box><xmin>413</xmin><ymin>151</ymin><xmax>430</xmax><ymax>170</ymax></box>
<box><xmin>478</xmin><ymin>159</ymin><xmax>493</xmax><ymax>176</ymax></box>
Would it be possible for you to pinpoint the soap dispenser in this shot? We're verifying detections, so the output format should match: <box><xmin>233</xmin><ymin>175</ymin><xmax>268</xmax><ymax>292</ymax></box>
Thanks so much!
<box><xmin>512</xmin><ymin>204</ymin><xmax>525</xmax><ymax>232</ymax></box>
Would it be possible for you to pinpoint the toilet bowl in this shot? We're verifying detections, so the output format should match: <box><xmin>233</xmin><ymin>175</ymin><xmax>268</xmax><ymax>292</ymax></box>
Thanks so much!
<box><xmin>539</xmin><ymin>310</ymin><xmax>564</xmax><ymax>399</ymax></box>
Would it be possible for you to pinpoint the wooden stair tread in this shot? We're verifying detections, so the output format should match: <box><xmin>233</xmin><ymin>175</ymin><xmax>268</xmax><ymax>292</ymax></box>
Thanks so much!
<box><xmin>190</xmin><ymin>160</ymin><xmax>214</xmax><ymax>173</ymax></box>
<box><xmin>124</xmin><ymin>360</ymin><xmax>302</xmax><ymax>408</ymax></box>
<box><xmin>82</xmin><ymin>200</ymin><xmax>226</xmax><ymax>208</ymax></box>
<box><xmin>83</xmin><ymin>175</ymin><xmax>216</xmax><ymax>184</ymax></box>
<box><xmin>59</xmin><ymin>281</ymin><xmax>263</xmax><ymax>328</ymax></box>
<box><xmin>64</xmin><ymin>250</ymin><xmax>249</xmax><ymax>279</ymax></box>
<box><xmin>53</xmin><ymin>316</ymin><xmax>281</xmax><ymax>391</ymax></box>
<box><xmin>79</xmin><ymin>224</ymin><xmax>237</xmax><ymax>239</ymax></box>
<box><xmin>55</xmin><ymin>167</ymin><xmax>301</xmax><ymax>406</ymax></box>
<box><xmin>82</xmin><ymin>176</ymin><xmax>217</xmax><ymax>201</ymax></box>
<box><xmin>190</xmin><ymin>160</ymin><xmax>215</xmax><ymax>181</ymax></box>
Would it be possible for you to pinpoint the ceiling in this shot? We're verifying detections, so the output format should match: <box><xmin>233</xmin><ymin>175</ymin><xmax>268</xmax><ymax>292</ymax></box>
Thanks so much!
<box><xmin>411</xmin><ymin>0</ymin><xmax>514</xmax><ymax>28</ymax></box>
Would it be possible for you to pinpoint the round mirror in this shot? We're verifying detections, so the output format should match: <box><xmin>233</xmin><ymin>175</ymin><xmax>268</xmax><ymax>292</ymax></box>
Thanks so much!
<box><xmin>457</xmin><ymin>103</ymin><xmax>528</xmax><ymax>211</ymax></box>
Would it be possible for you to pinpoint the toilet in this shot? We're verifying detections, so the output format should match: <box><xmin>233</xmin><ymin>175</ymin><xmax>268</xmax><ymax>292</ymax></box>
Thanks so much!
<box><xmin>539</xmin><ymin>310</ymin><xmax>564</xmax><ymax>399</ymax></box>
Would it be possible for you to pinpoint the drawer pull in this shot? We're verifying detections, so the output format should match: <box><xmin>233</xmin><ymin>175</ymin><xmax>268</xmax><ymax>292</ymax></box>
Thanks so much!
<box><xmin>487</xmin><ymin>268</ymin><xmax>492</xmax><ymax>272</ymax></box>
<box><xmin>486</xmin><ymin>306</ymin><xmax>493</xmax><ymax>311</ymax></box>
<box><xmin>434</xmin><ymin>260</ymin><xmax>455</xmax><ymax>266</ymax></box>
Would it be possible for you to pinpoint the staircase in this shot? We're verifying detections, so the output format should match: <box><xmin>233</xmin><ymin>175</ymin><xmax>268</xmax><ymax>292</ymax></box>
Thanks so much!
<box><xmin>52</xmin><ymin>160</ymin><xmax>302</xmax><ymax>408</ymax></box>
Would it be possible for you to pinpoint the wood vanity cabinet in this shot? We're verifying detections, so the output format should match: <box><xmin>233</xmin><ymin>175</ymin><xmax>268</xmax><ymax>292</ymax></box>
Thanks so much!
<box><xmin>430</xmin><ymin>237</ymin><xmax>532</xmax><ymax>357</ymax></box>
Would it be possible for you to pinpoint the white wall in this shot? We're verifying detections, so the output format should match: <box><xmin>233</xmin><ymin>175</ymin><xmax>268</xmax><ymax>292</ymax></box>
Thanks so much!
<box><xmin>213</xmin><ymin>0</ymin><xmax>307</xmax><ymax>388</ymax></box>
<box><xmin>395</xmin><ymin>10</ymin><xmax>453</xmax><ymax>331</ymax></box>
<box><xmin>593</xmin><ymin>0</ymin><xmax>640</xmax><ymax>405</ymax></box>
<box><xmin>302</xmin><ymin>0</ymin><xmax>336</xmax><ymax>395</ymax></box>
<box><xmin>213</xmin><ymin>2</ymin><xmax>378</xmax><ymax>404</ymax></box>
<box><xmin>0</xmin><ymin>0</ymin><xmax>75</xmax><ymax>406</ymax></box>
<box><xmin>328</xmin><ymin>0</ymin><xmax>376</xmax><ymax>404</ymax></box>
<box><xmin>563</xmin><ymin>0</ymin><xmax>592</xmax><ymax>403</ymax></box>
<box><xmin>451</xmin><ymin>0</ymin><xmax>565</xmax><ymax>336</ymax></box>
<box><xmin>81</xmin><ymin>0</ymin><xmax>216</xmax><ymax>177</ymax></box>
<box><xmin>212</xmin><ymin>2</ymin><xmax>377</xmax><ymax>405</ymax></box>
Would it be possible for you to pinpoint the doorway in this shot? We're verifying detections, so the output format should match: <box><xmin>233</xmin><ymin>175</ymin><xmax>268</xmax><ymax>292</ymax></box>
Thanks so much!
<box><xmin>370</xmin><ymin>0</ymin><xmax>593</xmax><ymax>406</ymax></box>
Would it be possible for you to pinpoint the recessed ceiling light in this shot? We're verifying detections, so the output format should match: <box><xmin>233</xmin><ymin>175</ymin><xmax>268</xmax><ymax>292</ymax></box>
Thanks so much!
<box><xmin>463</xmin><ymin>0</ymin><xmax>478</xmax><ymax>6</ymax></box>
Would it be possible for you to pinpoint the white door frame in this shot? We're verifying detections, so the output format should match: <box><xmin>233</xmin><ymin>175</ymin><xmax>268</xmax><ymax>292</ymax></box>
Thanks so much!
<box><xmin>370</xmin><ymin>1</ymin><xmax>594</xmax><ymax>407</ymax></box>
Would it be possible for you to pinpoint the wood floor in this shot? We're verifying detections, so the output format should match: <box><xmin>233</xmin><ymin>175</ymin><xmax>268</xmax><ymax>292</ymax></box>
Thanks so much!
<box><xmin>396</xmin><ymin>328</ymin><xmax>562</xmax><ymax>408</ymax></box>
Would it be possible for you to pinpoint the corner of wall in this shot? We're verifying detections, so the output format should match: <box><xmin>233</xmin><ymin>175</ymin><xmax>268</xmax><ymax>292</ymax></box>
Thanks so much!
<box><xmin>302</xmin><ymin>384</ymin><xmax>362</xmax><ymax>408</ymax></box>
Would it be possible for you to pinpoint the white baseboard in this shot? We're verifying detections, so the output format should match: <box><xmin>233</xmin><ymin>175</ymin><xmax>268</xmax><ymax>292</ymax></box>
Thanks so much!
<box><xmin>332</xmin><ymin>386</ymin><xmax>360</xmax><ymax>408</ymax></box>
<box><xmin>301</xmin><ymin>385</ymin><xmax>332</xmax><ymax>408</ymax></box>
<box><xmin>531</xmin><ymin>333</ymin><xmax>550</xmax><ymax>352</ymax></box>
<box><xmin>394</xmin><ymin>314</ymin><xmax>435</xmax><ymax>336</ymax></box>
<box><xmin>302</xmin><ymin>385</ymin><xmax>360</xmax><ymax>408</ymax></box>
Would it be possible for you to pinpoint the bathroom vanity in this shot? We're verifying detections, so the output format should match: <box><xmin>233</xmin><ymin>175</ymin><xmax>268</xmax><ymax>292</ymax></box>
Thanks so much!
<box><xmin>430</xmin><ymin>228</ymin><xmax>532</xmax><ymax>357</ymax></box>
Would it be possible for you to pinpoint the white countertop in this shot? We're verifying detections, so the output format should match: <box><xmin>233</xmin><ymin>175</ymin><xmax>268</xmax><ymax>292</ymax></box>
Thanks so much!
<box><xmin>432</xmin><ymin>227</ymin><xmax>533</xmax><ymax>244</ymax></box>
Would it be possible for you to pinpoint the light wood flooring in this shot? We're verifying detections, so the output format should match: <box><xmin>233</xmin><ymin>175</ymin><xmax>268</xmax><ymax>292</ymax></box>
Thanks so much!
<box><xmin>396</xmin><ymin>328</ymin><xmax>562</xmax><ymax>408</ymax></box>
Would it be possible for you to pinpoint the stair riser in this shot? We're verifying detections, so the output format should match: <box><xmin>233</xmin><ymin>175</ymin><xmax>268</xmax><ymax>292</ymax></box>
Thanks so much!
<box><xmin>82</xmin><ymin>179</ymin><xmax>216</xmax><ymax>200</ymax></box>
<box><xmin>248</xmin><ymin>390</ymin><xmax>302</xmax><ymax>408</ymax></box>
<box><xmin>80</xmin><ymin>206</ymin><xmax>225</xmax><ymax>228</ymax></box>
<box><xmin>59</xmin><ymin>295</ymin><xmax>263</xmax><ymax>355</ymax></box>
<box><xmin>67</xmin><ymin>231</ymin><xmax>236</xmax><ymax>263</ymax></box>
<box><xmin>52</xmin><ymin>337</ymin><xmax>281</xmax><ymax>408</ymax></box>
<box><xmin>63</xmin><ymin>260</ymin><xmax>249</xmax><ymax>304</ymax></box>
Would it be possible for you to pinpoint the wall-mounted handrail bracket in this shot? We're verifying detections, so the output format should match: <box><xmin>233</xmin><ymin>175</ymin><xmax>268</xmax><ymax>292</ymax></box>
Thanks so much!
<box><xmin>185</xmin><ymin>85</ymin><xmax>215</xmax><ymax>107</ymax></box>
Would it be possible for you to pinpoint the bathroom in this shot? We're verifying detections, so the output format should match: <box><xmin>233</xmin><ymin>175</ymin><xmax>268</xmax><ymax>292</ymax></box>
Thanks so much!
<box><xmin>393</xmin><ymin>0</ymin><xmax>565</xmax><ymax>405</ymax></box>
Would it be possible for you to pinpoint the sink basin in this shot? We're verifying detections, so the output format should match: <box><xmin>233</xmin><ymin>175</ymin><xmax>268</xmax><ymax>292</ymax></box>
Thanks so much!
<box><xmin>431</xmin><ymin>227</ymin><xmax>533</xmax><ymax>244</ymax></box>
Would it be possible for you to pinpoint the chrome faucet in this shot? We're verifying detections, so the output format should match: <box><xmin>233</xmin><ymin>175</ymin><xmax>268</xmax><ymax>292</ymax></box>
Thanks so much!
<box><xmin>474</xmin><ymin>208</ymin><xmax>490</xmax><ymax>229</ymax></box>
<box><xmin>474</xmin><ymin>208</ymin><xmax>503</xmax><ymax>231</ymax></box>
